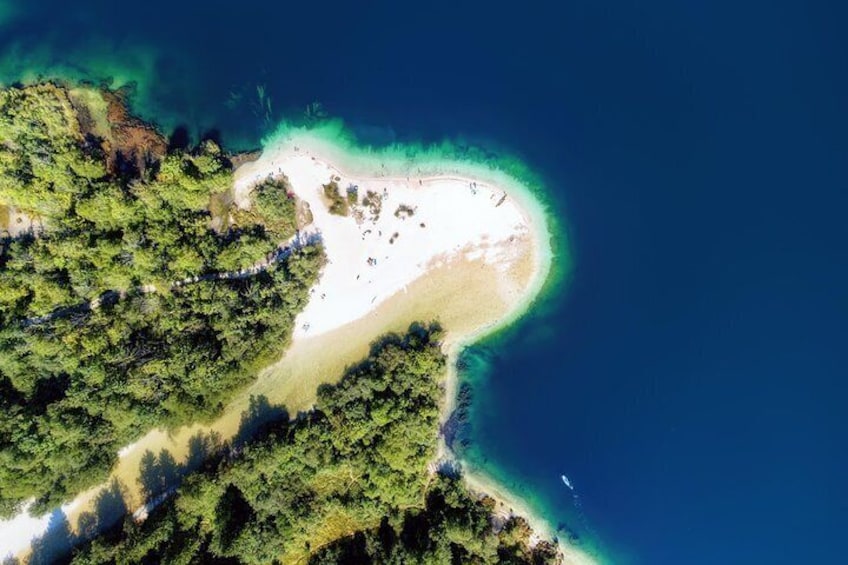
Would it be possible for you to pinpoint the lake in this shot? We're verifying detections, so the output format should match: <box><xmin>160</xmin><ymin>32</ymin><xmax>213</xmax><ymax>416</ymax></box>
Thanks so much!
<box><xmin>2</xmin><ymin>1</ymin><xmax>846</xmax><ymax>562</ymax></box>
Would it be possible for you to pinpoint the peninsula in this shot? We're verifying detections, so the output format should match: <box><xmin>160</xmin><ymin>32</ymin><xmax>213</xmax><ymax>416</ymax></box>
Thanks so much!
<box><xmin>0</xmin><ymin>82</ymin><xmax>592</xmax><ymax>564</ymax></box>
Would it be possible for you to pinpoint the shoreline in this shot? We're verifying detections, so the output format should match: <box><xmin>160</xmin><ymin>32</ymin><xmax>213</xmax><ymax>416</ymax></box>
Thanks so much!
<box><xmin>1</xmin><ymin>126</ymin><xmax>586</xmax><ymax>563</ymax></box>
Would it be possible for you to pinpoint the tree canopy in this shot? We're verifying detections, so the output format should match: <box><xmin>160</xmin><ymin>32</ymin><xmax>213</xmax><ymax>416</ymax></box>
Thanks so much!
<box><xmin>0</xmin><ymin>83</ymin><xmax>323</xmax><ymax>515</ymax></box>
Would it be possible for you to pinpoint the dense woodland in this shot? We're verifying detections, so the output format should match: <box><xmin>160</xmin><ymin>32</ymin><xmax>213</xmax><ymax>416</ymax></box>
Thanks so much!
<box><xmin>68</xmin><ymin>327</ymin><xmax>559</xmax><ymax>565</ymax></box>
<box><xmin>0</xmin><ymin>83</ymin><xmax>323</xmax><ymax>515</ymax></box>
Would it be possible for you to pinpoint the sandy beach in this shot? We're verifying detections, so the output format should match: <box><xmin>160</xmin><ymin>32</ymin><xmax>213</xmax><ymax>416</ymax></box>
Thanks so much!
<box><xmin>0</xmin><ymin>128</ymin><xmax>589</xmax><ymax>563</ymax></box>
<box><xmin>232</xmin><ymin>135</ymin><xmax>544</xmax><ymax>342</ymax></box>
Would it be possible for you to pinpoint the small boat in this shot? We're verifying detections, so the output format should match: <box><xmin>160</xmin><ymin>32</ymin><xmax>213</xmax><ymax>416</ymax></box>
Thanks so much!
<box><xmin>561</xmin><ymin>474</ymin><xmax>573</xmax><ymax>490</ymax></box>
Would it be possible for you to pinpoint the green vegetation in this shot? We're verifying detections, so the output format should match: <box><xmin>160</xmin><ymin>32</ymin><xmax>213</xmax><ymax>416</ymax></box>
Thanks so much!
<box><xmin>251</xmin><ymin>177</ymin><xmax>298</xmax><ymax>238</ymax></box>
<box><xmin>230</xmin><ymin>176</ymin><xmax>299</xmax><ymax>241</ymax></box>
<box><xmin>69</xmin><ymin>326</ymin><xmax>558</xmax><ymax>565</ymax></box>
<box><xmin>0</xmin><ymin>83</ymin><xmax>324</xmax><ymax>515</ymax></box>
<box><xmin>322</xmin><ymin>180</ymin><xmax>349</xmax><ymax>216</ymax></box>
<box><xmin>361</xmin><ymin>189</ymin><xmax>382</xmax><ymax>220</ymax></box>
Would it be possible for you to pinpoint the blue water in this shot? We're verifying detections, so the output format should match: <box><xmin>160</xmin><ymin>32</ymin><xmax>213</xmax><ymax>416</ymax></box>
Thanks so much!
<box><xmin>2</xmin><ymin>1</ymin><xmax>846</xmax><ymax>563</ymax></box>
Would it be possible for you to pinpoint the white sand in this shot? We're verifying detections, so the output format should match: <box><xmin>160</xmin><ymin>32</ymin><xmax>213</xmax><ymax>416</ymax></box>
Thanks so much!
<box><xmin>233</xmin><ymin>142</ymin><xmax>534</xmax><ymax>341</ymax></box>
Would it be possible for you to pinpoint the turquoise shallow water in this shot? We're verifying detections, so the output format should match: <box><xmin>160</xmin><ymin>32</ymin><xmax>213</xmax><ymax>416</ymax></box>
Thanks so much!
<box><xmin>3</xmin><ymin>1</ymin><xmax>847</xmax><ymax>563</ymax></box>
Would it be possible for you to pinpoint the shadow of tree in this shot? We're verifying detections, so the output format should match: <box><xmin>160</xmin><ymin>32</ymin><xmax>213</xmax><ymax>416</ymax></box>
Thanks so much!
<box><xmin>27</xmin><ymin>509</ymin><xmax>73</xmax><ymax>565</ymax></box>
<box><xmin>233</xmin><ymin>394</ymin><xmax>289</xmax><ymax>448</ymax></box>
<box><xmin>137</xmin><ymin>430</ymin><xmax>225</xmax><ymax>505</ymax></box>
<box><xmin>214</xmin><ymin>484</ymin><xmax>255</xmax><ymax>552</ymax></box>
<box><xmin>27</xmin><ymin>479</ymin><xmax>129</xmax><ymax>564</ymax></box>
<box><xmin>76</xmin><ymin>479</ymin><xmax>128</xmax><ymax>541</ymax></box>
<box><xmin>441</xmin><ymin>382</ymin><xmax>472</xmax><ymax>451</ymax></box>
<box><xmin>201</xmin><ymin>128</ymin><xmax>222</xmax><ymax>147</ymax></box>
<box><xmin>138</xmin><ymin>449</ymin><xmax>181</xmax><ymax>502</ymax></box>
<box><xmin>167</xmin><ymin>125</ymin><xmax>190</xmax><ymax>153</ymax></box>
<box><xmin>185</xmin><ymin>430</ymin><xmax>223</xmax><ymax>473</ymax></box>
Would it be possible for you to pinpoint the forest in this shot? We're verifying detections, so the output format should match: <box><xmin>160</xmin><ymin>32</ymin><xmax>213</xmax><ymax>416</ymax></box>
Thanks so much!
<box><xmin>0</xmin><ymin>83</ymin><xmax>323</xmax><ymax>515</ymax></box>
<box><xmin>66</xmin><ymin>326</ymin><xmax>559</xmax><ymax>565</ymax></box>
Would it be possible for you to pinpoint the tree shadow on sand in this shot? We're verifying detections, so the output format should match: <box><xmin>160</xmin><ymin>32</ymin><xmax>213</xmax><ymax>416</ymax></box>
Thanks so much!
<box><xmin>27</xmin><ymin>479</ymin><xmax>129</xmax><ymax>564</ymax></box>
<box><xmin>26</xmin><ymin>509</ymin><xmax>73</xmax><ymax>565</ymax></box>
<box><xmin>138</xmin><ymin>449</ymin><xmax>181</xmax><ymax>503</ymax></box>
<box><xmin>137</xmin><ymin>430</ymin><xmax>224</xmax><ymax>504</ymax></box>
<box><xmin>75</xmin><ymin>480</ymin><xmax>128</xmax><ymax>541</ymax></box>
<box><xmin>232</xmin><ymin>394</ymin><xmax>289</xmax><ymax>449</ymax></box>
<box><xmin>22</xmin><ymin>396</ymin><xmax>294</xmax><ymax>563</ymax></box>
<box><xmin>185</xmin><ymin>430</ymin><xmax>224</xmax><ymax>473</ymax></box>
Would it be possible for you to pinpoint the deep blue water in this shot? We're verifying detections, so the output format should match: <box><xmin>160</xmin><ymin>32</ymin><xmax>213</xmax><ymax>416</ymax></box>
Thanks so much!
<box><xmin>2</xmin><ymin>1</ymin><xmax>847</xmax><ymax>563</ymax></box>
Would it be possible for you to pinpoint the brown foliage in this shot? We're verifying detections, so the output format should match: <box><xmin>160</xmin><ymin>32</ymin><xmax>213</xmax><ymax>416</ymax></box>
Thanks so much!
<box><xmin>102</xmin><ymin>90</ymin><xmax>168</xmax><ymax>176</ymax></box>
